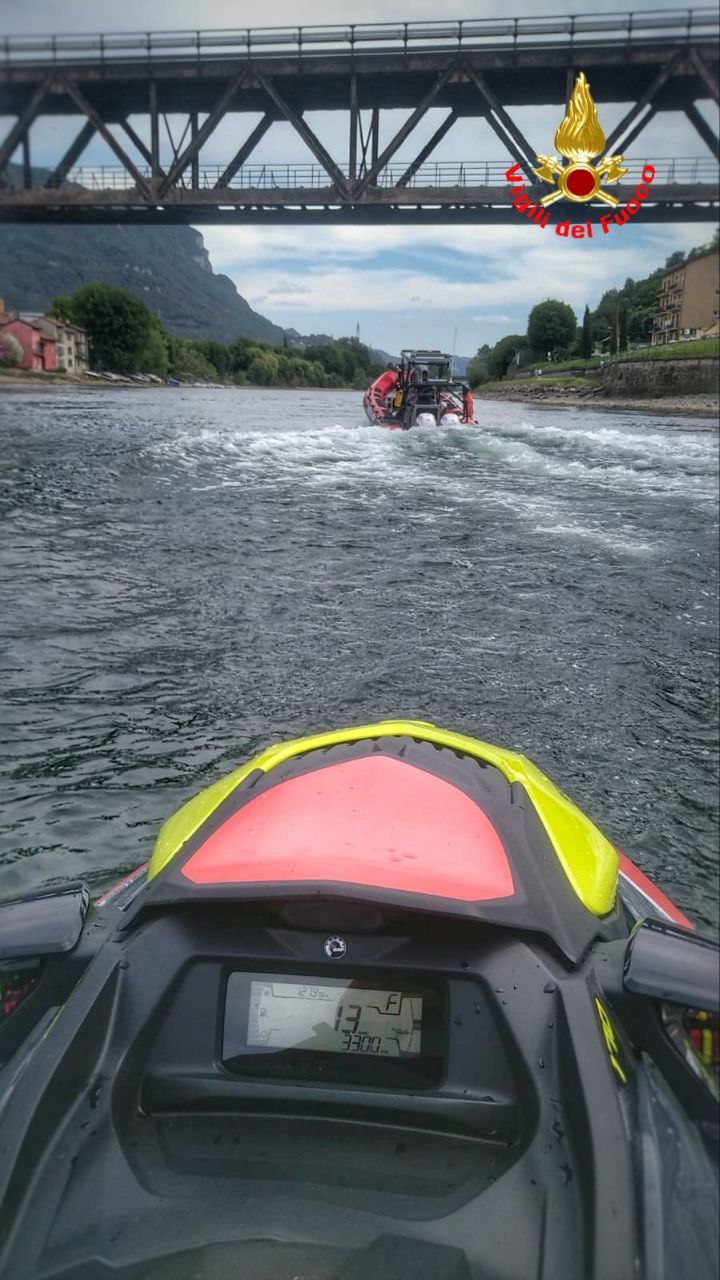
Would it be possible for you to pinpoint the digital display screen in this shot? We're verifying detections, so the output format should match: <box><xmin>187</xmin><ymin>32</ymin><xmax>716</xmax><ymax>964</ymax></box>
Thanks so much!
<box><xmin>246</xmin><ymin>980</ymin><xmax>422</xmax><ymax>1057</ymax></box>
<box><xmin>222</xmin><ymin>970</ymin><xmax>445</xmax><ymax>1088</ymax></box>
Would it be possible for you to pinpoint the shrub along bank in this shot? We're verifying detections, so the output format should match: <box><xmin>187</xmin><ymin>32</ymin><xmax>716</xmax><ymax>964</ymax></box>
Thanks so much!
<box><xmin>47</xmin><ymin>283</ymin><xmax>384</xmax><ymax>388</ymax></box>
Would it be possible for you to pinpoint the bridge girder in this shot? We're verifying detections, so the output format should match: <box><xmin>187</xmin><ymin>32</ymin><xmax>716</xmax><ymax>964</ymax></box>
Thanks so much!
<box><xmin>0</xmin><ymin>14</ymin><xmax>718</xmax><ymax>224</ymax></box>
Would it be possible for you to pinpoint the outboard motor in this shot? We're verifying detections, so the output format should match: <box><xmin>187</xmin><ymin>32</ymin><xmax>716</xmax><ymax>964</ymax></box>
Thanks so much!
<box><xmin>416</xmin><ymin>412</ymin><xmax>437</xmax><ymax>427</ymax></box>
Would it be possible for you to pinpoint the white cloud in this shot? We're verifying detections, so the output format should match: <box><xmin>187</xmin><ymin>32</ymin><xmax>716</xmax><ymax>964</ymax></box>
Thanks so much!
<box><xmin>199</xmin><ymin>218</ymin><xmax>715</xmax><ymax>350</ymax></box>
<box><xmin>4</xmin><ymin>0</ymin><xmax>704</xmax><ymax>35</ymax></box>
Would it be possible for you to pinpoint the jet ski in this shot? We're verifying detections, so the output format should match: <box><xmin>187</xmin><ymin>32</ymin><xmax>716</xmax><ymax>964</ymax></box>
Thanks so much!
<box><xmin>364</xmin><ymin>349</ymin><xmax>477</xmax><ymax>429</ymax></box>
<box><xmin>0</xmin><ymin>719</ymin><xmax>717</xmax><ymax>1280</ymax></box>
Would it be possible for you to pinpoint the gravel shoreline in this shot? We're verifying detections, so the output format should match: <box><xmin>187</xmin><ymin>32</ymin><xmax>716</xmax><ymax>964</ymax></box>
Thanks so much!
<box><xmin>475</xmin><ymin>388</ymin><xmax>720</xmax><ymax>418</ymax></box>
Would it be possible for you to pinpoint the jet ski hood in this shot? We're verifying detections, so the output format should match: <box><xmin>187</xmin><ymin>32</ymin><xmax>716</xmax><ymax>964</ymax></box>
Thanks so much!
<box><xmin>135</xmin><ymin>720</ymin><xmax>622</xmax><ymax>963</ymax></box>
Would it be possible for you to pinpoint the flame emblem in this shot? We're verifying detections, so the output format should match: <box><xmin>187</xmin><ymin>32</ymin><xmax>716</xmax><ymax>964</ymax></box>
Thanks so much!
<box><xmin>534</xmin><ymin>73</ymin><xmax>627</xmax><ymax>207</ymax></box>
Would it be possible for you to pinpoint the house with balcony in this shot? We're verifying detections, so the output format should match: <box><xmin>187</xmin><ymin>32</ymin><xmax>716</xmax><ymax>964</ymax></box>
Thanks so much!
<box><xmin>651</xmin><ymin>250</ymin><xmax>720</xmax><ymax>346</ymax></box>
<box><xmin>50</xmin><ymin>319</ymin><xmax>90</xmax><ymax>373</ymax></box>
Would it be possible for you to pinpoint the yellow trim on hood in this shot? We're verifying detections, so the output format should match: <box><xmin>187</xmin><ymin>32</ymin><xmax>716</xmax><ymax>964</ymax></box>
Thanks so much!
<box><xmin>147</xmin><ymin>719</ymin><xmax>618</xmax><ymax>917</ymax></box>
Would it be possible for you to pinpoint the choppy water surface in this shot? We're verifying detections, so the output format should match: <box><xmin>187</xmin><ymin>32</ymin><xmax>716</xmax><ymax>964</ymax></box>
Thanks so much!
<box><xmin>0</xmin><ymin>387</ymin><xmax>718</xmax><ymax>926</ymax></box>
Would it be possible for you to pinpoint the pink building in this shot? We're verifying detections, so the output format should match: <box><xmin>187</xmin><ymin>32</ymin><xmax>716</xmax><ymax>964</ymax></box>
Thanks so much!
<box><xmin>0</xmin><ymin>314</ymin><xmax>57</xmax><ymax>371</ymax></box>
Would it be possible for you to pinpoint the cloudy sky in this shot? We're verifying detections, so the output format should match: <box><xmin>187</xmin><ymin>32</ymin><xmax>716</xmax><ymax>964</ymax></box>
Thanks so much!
<box><xmin>3</xmin><ymin>0</ymin><xmax>718</xmax><ymax>353</ymax></box>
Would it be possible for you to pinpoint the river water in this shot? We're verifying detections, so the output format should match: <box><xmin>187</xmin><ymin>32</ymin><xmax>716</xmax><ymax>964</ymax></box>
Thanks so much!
<box><xmin>0</xmin><ymin>387</ymin><xmax>718</xmax><ymax>927</ymax></box>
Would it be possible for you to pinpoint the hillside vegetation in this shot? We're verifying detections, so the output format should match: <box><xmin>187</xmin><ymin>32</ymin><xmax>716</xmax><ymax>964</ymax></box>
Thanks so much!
<box><xmin>42</xmin><ymin>282</ymin><xmax>384</xmax><ymax>388</ymax></box>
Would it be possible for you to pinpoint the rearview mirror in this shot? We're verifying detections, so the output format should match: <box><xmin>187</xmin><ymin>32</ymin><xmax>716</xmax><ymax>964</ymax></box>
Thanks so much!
<box><xmin>623</xmin><ymin>918</ymin><xmax>719</xmax><ymax>1012</ymax></box>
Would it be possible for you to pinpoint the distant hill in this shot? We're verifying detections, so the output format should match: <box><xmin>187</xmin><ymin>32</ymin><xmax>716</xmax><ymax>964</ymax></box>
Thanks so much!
<box><xmin>0</xmin><ymin>167</ymin><xmax>477</xmax><ymax>361</ymax></box>
<box><xmin>286</xmin><ymin>328</ymin><xmax>396</xmax><ymax>367</ymax></box>
<box><xmin>0</xmin><ymin>165</ymin><xmax>285</xmax><ymax>346</ymax></box>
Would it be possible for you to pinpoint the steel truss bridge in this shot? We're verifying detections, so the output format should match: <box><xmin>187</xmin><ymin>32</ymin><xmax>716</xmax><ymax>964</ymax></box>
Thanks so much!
<box><xmin>0</xmin><ymin>9</ymin><xmax>718</xmax><ymax>225</ymax></box>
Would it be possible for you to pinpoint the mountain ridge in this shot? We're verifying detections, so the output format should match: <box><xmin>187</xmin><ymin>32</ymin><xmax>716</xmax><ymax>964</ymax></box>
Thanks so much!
<box><xmin>1</xmin><ymin>164</ymin><xmax>287</xmax><ymax>345</ymax></box>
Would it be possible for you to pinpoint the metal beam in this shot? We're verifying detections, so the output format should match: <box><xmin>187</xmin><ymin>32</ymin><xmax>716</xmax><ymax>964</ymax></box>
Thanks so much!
<box><xmin>349</xmin><ymin>73</ymin><xmax>358</xmax><ymax>181</ymax></box>
<box><xmin>603</xmin><ymin>51</ymin><xmax>684</xmax><ymax>153</ymax></box>
<box><xmin>355</xmin><ymin>62</ymin><xmax>457</xmax><ymax>197</ymax></box>
<box><xmin>0</xmin><ymin>75</ymin><xmax>51</xmax><ymax>172</ymax></box>
<box><xmin>158</xmin><ymin>69</ymin><xmax>248</xmax><ymax>196</ymax></box>
<box><xmin>370</xmin><ymin>106</ymin><xmax>379</xmax><ymax>170</ymax></box>
<box><xmin>1</xmin><ymin>200</ymin><xmax>716</xmax><ymax>228</ymax></box>
<box><xmin>357</xmin><ymin>110</ymin><xmax>372</xmax><ymax>178</ymax></box>
<box><xmin>163</xmin><ymin>113</ymin><xmax>190</xmax><ymax>167</ymax></box>
<box><xmin>120</xmin><ymin>119</ymin><xmax>167</xmax><ymax>177</ymax></box>
<box><xmin>469</xmin><ymin>103</ymin><xmax>534</xmax><ymax>178</ymax></box>
<box><xmin>149</xmin><ymin>82</ymin><xmax>160</xmax><ymax>178</ymax></box>
<box><xmin>254</xmin><ymin>68</ymin><xmax>348</xmax><ymax>195</ymax></box>
<box><xmin>397</xmin><ymin>110</ymin><xmax>458</xmax><ymax>186</ymax></box>
<box><xmin>615</xmin><ymin>106</ymin><xmax>656</xmax><ymax>153</ymax></box>
<box><xmin>690</xmin><ymin>48</ymin><xmax>720</xmax><ymax>105</ymax></box>
<box><xmin>685</xmin><ymin>103</ymin><xmax>720</xmax><ymax>158</ymax></box>
<box><xmin>214</xmin><ymin>114</ymin><xmax>274</xmax><ymax>188</ymax></box>
<box><xmin>190</xmin><ymin>111</ymin><xmax>199</xmax><ymax>188</ymax></box>
<box><xmin>462</xmin><ymin>63</ymin><xmax>536</xmax><ymax>168</ymax></box>
<box><xmin>21</xmin><ymin>135</ymin><xmax>32</xmax><ymax>189</ymax></box>
<box><xmin>44</xmin><ymin>120</ymin><xmax>96</xmax><ymax>188</ymax></box>
<box><xmin>56</xmin><ymin>74</ymin><xmax>151</xmax><ymax>196</ymax></box>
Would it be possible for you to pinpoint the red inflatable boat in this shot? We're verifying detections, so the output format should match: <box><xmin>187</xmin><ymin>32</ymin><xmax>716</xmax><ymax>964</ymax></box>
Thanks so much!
<box><xmin>364</xmin><ymin>349</ymin><xmax>477</xmax><ymax>429</ymax></box>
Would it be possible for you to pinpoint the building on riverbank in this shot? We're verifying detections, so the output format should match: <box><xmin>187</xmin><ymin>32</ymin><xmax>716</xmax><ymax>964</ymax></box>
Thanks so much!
<box><xmin>50</xmin><ymin>319</ymin><xmax>89</xmax><ymax>373</ymax></box>
<box><xmin>651</xmin><ymin>250</ymin><xmax>720</xmax><ymax>346</ymax></box>
<box><xmin>20</xmin><ymin>313</ymin><xmax>89</xmax><ymax>373</ymax></box>
<box><xmin>0</xmin><ymin>309</ymin><xmax>89</xmax><ymax>373</ymax></box>
<box><xmin>0</xmin><ymin>312</ymin><xmax>57</xmax><ymax>371</ymax></box>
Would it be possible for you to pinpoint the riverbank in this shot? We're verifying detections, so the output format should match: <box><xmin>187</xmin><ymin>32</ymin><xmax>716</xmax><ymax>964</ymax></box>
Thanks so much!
<box><xmin>475</xmin><ymin>382</ymin><xmax>720</xmax><ymax>418</ymax></box>
<box><xmin>0</xmin><ymin>370</ymin><xmax>360</xmax><ymax>392</ymax></box>
<box><xmin>0</xmin><ymin>370</ymin><xmax>157</xmax><ymax>389</ymax></box>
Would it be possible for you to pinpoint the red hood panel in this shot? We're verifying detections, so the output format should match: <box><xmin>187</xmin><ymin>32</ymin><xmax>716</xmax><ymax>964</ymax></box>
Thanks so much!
<box><xmin>182</xmin><ymin>755</ymin><xmax>515</xmax><ymax>902</ymax></box>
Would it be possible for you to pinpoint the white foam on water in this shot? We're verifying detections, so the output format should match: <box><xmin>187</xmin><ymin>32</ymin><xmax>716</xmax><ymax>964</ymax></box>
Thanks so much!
<box><xmin>141</xmin><ymin>398</ymin><xmax>719</xmax><ymax>518</ymax></box>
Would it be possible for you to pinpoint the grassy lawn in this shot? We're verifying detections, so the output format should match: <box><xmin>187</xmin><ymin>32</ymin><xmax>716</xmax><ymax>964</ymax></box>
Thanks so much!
<box><xmin>513</xmin><ymin>336</ymin><xmax>720</xmax><ymax>377</ymax></box>
<box><xmin>477</xmin><ymin>375</ymin><xmax>597</xmax><ymax>393</ymax></box>
<box><xmin>610</xmin><ymin>337</ymin><xmax>719</xmax><ymax>362</ymax></box>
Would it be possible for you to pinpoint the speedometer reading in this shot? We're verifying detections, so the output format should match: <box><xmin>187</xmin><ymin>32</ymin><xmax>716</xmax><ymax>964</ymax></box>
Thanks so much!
<box><xmin>246</xmin><ymin>981</ymin><xmax>423</xmax><ymax>1056</ymax></box>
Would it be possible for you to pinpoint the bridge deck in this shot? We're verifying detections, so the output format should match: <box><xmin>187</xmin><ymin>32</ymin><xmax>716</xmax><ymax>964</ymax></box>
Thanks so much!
<box><xmin>1</xmin><ymin>10</ymin><xmax>717</xmax><ymax>225</ymax></box>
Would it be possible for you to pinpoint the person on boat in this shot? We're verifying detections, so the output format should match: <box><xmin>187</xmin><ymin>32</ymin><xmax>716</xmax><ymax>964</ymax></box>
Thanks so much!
<box><xmin>463</xmin><ymin>387</ymin><xmax>474</xmax><ymax>423</ymax></box>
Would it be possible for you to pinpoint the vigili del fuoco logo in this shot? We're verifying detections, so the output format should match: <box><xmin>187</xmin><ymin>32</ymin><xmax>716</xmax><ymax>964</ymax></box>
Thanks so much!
<box><xmin>506</xmin><ymin>73</ymin><xmax>656</xmax><ymax>240</ymax></box>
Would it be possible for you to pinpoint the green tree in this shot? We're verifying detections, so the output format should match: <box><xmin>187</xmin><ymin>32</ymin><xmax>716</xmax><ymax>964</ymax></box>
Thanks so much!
<box><xmin>664</xmin><ymin>250</ymin><xmax>685</xmax><ymax>270</ymax></box>
<box><xmin>466</xmin><ymin>355</ymin><xmax>489</xmax><ymax>386</ymax></box>
<box><xmin>139</xmin><ymin>321</ymin><xmax>169</xmax><ymax>378</ymax></box>
<box><xmin>488</xmin><ymin>334</ymin><xmax>527</xmax><ymax>379</ymax></box>
<box><xmin>228</xmin><ymin>337</ymin><xmax>257</xmax><ymax>373</ymax></box>
<box><xmin>193</xmin><ymin>339</ymin><xmax>230</xmax><ymax>377</ymax></box>
<box><xmin>687</xmin><ymin>228</ymin><xmax>719</xmax><ymax>261</ymax></box>
<box><xmin>69</xmin><ymin>283</ymin><xmax>153</xmax><ymax>373</ymax></box>
<box><xmin>527</xmin><ymin>299</ymin><xmax>577</xmax><ymax>358</ymax></box>
<box><xmin>466</xmin><ymin>344</ymin><xmax>491</xmax><ymax>386</ymax></box>
<box><xmin>48</xmin><ymin>296</ymin><xmax>75</xmax><ymax>323</ymax></box>
<box><xmin>168</xmin><ymin>337</ymin><xmax>219</xmax><ymax>381</ymax></box>
<box><xmin>248</xmin><ymin>350</ymin><xmax>281</xmax><ymax>386</ymax></box>
<box><xmin>618</xmin><ymin>302</ymin><xmax>629</xmax><ymax>353</ymax></box>
<box><xmin>609</xmin><ymin>303</ymin><xmax>620</xmax><ymax>356</ymax></box>
<box><xmin>581</xmin><ymin>305</ymin><xmax>593</xmax><ymax>359</ymax></box>
<box><xmin>0</xmin><ymin>332</ymin><xmax>23</xmax><ymax>368</ymax></box>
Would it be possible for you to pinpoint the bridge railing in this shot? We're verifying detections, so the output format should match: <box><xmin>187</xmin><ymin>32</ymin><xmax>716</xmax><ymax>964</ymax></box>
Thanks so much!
<box><xmin>50</xmin><ymin>157</ymin><xmax>720</xmax><ymax>191</ymax></box>
<box><xmin>2</xmin><ymin>9</ymin><xmax>718</xmax><ymax>63</ymax></box>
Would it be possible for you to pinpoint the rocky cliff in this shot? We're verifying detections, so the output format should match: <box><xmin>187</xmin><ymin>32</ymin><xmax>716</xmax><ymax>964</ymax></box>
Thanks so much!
<box><xmin>0</xmin><ymin>166</ymin><xmax>286</xmax><ymax>346</ymax></box>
